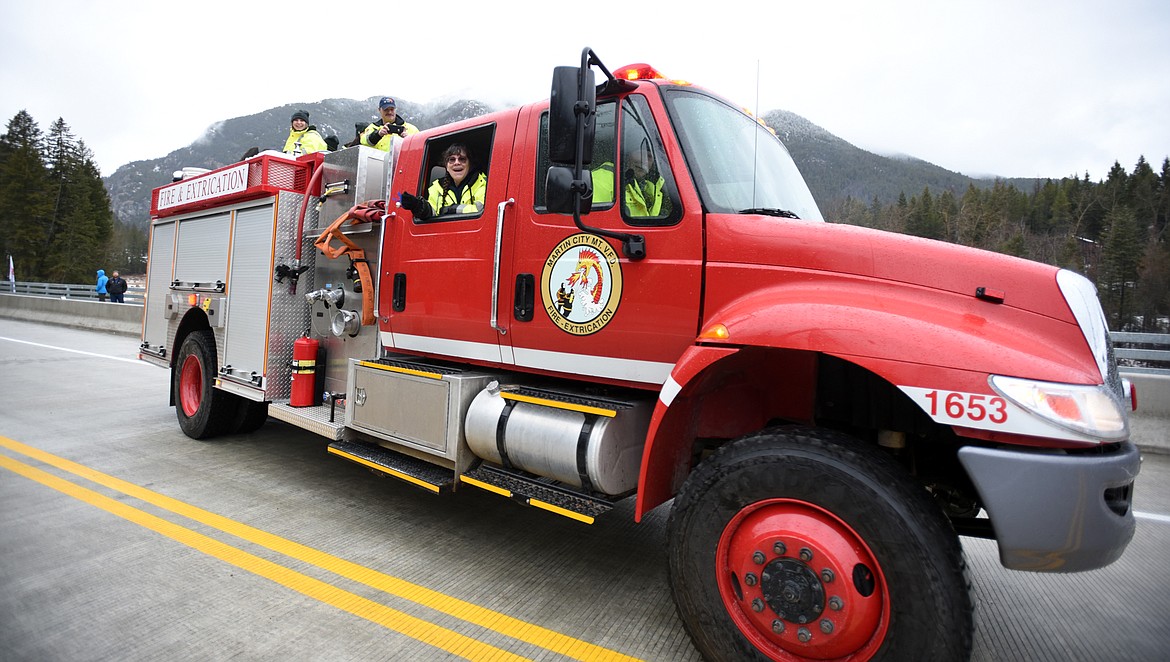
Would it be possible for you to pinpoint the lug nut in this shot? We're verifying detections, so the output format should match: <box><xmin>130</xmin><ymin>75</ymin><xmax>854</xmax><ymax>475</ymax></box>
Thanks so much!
<box><xmin>752</xmin><ymin>598</ymin><xmax>765</xmax><ymax>613</ymax></box>
<box><xmin>753</xmin><ymin>551</ymin><xmax>766</xmax><ymax>565</ymax></box>
<box><xmin>772</xmin><ymin>619</ymin><xmax>785</xmax><ymax>634</ymax></box>
<box><xmin>820</xmin><ymin>619</ymin><xmax>834</xmax><ymax>634</ymax></box>
<box><xmin>821</xmin><ymin>568</ymin><xmax>834</xmax><ymax>583</ymax></box>
<box><xmin>745</xmin><ymin>573</ymin><xmax>758</xmax><ymax>586</ymax></box>
<box><xmin>800</xmin><ymin>547</ymin><xmax>813</xmax><ymax>562</ymax></box>
<box><xmin>797</xmin><ymin>627</ymin><xmax>812</xmax><ymax>643</ymax></box>
<box><xmin>773</xmin><ymin>541</ymin><xmax>787</xmax><ymax>555</ymax></box>
<box><xmin>829</xmin><ymin>596</ymin><xmax>843</xmax><ymax>611</ymax></box>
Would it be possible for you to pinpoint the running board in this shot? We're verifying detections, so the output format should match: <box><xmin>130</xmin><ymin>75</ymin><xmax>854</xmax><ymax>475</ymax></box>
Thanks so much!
<box><xmin>328</xmin><ymin>440</ymin><xmax>454</xmax><ymax>494</ymax></box>
<box><xmin>461</xmin><ymin>464</ymin><xmax>615</xmax><ymax>525</ymax></box>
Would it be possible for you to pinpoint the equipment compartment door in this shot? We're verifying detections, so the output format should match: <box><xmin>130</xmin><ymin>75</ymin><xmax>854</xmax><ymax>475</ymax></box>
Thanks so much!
<box><xmin>222</xmin><ymin>203</ymin><xmax>278</xmax><ymax>382</ymax></box>
<box><xmin>141</xmin><ymin>220</ymin><xmax>175</xmax><ymax>355</ymax></box>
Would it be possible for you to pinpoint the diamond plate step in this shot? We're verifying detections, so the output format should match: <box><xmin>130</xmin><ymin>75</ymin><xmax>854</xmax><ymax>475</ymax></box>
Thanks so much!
<box><xmin>461</xmin><ymin>464</ymin><xmax>616</xmax><ymax>524</ymax></box>
<box><xmin>328</xmin><ymin>439</ymin><xmax>455</xmax><ymax>494</ymax></box>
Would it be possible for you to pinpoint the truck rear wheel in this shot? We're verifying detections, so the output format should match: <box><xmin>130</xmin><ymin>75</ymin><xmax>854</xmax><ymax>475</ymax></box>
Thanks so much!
<box><xmin>667</xmin><ymin>426</ymin><xmax>972</xmax><ymax>661</ymax></box>
<box><xmin>173</xmin><ymin>330</ymin><xmax>231</xmax><ymax>439</ymax></box>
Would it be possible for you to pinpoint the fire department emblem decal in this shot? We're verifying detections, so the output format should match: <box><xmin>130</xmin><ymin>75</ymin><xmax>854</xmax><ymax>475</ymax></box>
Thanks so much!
<box><xmin>541</xmin><ymin>234</ymin><xmax>623</xmax><ymax>336</ymax></box>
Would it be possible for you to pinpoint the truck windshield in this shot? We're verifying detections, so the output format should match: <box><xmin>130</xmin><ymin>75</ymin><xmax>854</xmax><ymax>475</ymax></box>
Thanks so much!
<box><xmin>663</xmin><ymin>88</ymin><xmax>824</xmax><ymax>222</ymax></box>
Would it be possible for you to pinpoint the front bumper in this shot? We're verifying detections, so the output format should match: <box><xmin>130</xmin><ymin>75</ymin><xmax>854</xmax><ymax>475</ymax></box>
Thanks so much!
<box><xmin>958</xmin><ymin>440</ymin><xmax>1140</xmax><ymax>572</ymax></box>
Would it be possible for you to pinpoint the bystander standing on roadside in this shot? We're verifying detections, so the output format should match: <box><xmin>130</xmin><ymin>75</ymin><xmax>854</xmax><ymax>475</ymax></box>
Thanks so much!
<box><xmin>107</xmin><ymin>271</ymin><xmax>128</xmax><ymax>303</ymax></box>
<box><xmin>95</xmin><ymin>269</ymin><xmax>108</xmax><ymax>302</ymax></box>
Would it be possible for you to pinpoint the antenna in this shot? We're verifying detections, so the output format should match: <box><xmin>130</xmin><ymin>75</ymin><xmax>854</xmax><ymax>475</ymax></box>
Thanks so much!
<box><xmin>752</xmin><ymin>59</ymin><xmax>760</xmax><ymax>206</ymax></box>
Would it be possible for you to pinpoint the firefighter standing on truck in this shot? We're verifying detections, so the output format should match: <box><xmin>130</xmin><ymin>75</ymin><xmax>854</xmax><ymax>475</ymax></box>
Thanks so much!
<box><xmin>283</xmin><ymin>110</ymin><xmax>328</xmax><ymax>155</ymax></box>
<box><xmin>361</xmin><ymin>96</ymin><xmax>419</xmax><ymax>150</ymax></box>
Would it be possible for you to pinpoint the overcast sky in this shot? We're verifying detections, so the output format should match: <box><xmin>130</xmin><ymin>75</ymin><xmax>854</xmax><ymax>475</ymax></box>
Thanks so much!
<box><xmin>2</xmin><ymin>0</ymin><xmax>1167</xmax><ymax>181</ymax></box>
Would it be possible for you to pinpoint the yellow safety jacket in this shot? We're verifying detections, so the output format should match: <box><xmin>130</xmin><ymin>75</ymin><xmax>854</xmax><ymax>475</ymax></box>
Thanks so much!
<box><xmin>590</xmin><ymin>162</ymin><xmax>663</xmax><ymax>216</ymax></box>
<box><xmin>624</xmin><ymin>176</ymin><xmax>665</xmax><ymax>217</ymax></box>
<box><xmin>426</xmin><ymin>172</ymin><xmax>488</xmax><ymax>216</ymax></box>
<box><xmin>360</xmin><ymin>120</ymin><xmax>420</xmax><ymax>151</ymax></box>
<box><xmin>283</xmin><ymin>127</ymin><xmax>328</xmax><ymax>155</ymax></box>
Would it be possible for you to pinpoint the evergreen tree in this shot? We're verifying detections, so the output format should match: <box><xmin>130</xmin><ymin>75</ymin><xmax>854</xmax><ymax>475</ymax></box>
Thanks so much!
<box><xmin>106</xmin><ymin>216</ymin><xmax>148</xmax><ymax>274</ymax></box>
<box><xmin>905</xmin><ymin>186</ymin><xmax>945</xmax><ymax>240</ymax></box>
<box><xmin>1050</xmin><ymin>184</ymin><xmax>1071</xmax><ymax>235</ymax></box>
<box><xmin>0</xmin><ymin>111</ymin><xmax>52</xmax><ymax>280</ymax></box>
<box><xmin>1099</xmin><ymin>205</ymin><xmax>1142</xmax><ymax>329</ymax></box>
<box><xmin>1157</xmin><ymin>158</ymin><xmax>1170</xmax><ymax>241</ymax></box>
<box><xmin>937</xmin><ymin>189</ymin><xmax>958</xmax><ymax>241</ymax></box>
<box><xmin>55</xmin><ymin>140</ymin><xmax>114</xmax><ymax>283</ymax></box>
<box><xmin>1133</xmin><ymin>238</ymin><xmax>1170</xmax><ymax>332</ymax></box>
<box><xmin>1128</xmin><ymin>156</ymin><xmax>1159</xmax><ymax>240</ymax></box>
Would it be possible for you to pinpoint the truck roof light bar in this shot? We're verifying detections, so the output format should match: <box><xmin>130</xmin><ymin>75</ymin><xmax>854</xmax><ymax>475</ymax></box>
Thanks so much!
<box><xmin>613</xmin><ymin>63</ymin><xmax>665</xmax><ymax>81</ymax></box>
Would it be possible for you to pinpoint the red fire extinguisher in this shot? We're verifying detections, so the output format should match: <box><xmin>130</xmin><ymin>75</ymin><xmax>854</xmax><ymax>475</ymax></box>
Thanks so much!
<box><xmin>290</xmin><ymin>336</ymin><xmax>319</xmax><ymax>407</ymax></box>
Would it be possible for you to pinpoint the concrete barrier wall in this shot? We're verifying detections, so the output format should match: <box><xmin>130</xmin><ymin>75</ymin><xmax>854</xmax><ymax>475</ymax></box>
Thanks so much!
<box><xmin>1125</xmin><ymin>372</ymin><xmax>1170</xmax><ymax>417</ymax></box>
<box><xmin>0</xmin><ymin>293</ymin><xmax>142</xmax><ymax>337</ymax></box>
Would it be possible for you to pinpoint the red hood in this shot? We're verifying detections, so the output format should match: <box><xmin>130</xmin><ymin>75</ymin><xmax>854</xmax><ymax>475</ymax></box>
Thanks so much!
<box><xmin>706</xmin><ymin>215</ymin><xmax>1072</xmax><ymax>323</ymax></box>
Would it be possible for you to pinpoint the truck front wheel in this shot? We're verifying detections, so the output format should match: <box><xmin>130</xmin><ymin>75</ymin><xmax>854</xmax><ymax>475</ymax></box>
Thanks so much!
<box><xmin>667</xmin><ymin>426</ymin><xmax>972</xmax><ymax>661</ymax></box>
<box><xmin>173</xmin><ymin>330</ymin><xmax>231</xmax><ymax>439</ymax></box>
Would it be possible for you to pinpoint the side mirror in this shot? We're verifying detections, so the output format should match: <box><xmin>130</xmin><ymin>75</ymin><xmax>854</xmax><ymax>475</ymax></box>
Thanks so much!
<box><xmin>545</xmin><ymin>165</ymin><xmax>593</xmax><ymax>214</ymax></box>
<box><xmin>548</xmin><ymin>66</ymin><xmax>596</xmax><ymax>165</ymax></box>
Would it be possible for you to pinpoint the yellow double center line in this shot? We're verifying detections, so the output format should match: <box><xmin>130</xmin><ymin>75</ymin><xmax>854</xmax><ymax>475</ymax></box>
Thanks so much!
<box><xmin>0</xmin><ymin>436</ymin><xmax>640</xmax><ymax>661</ymax></box>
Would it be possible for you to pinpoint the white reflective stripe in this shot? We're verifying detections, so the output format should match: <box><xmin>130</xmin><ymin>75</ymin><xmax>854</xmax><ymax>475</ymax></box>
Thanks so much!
<box><xmin>1136</xmin><ymin>511</ymin><xmax>1170</xmax><ymax>525</ymax></box>
<box><xmin>376</xmin><ymin>332</ymin><xmax>672</xmax><ymax>385</ymax></box>
<box><xmin>660</xmin><ymin>375</ymin><xmax>682</xmax><ymax>407</ymax></box>
<box><xmin>898</xmin><ymin>385</ymin><xmax>1102</xmax><ymax>444</ymax></box>
<box><xmin>512</xmin><ymin>346</ymin><xmax>673</xmax><ymax>385</ymax></box>
<box><xmin>390</xmin><ymin>333</ymin><xmax>504</xmax><ymax>363</ymax></box>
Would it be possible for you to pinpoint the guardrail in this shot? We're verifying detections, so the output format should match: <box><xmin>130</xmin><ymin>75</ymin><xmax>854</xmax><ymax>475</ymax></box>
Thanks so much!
<box><xmin>6</xmin><ymin>281</ymin><xmax>144</xmax><ymax>305</ymax></box>
<box><xmin>1112</xmin><ymin>332</ymin><xmax>1170</xmax><ymax>375</ymax></box>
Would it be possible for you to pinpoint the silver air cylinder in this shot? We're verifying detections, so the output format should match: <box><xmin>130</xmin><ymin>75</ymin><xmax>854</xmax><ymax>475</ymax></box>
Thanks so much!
<box><xmin>464</xmin><ymin>385</ymin><xmax>652</xmax><ymax>496</ymax></box>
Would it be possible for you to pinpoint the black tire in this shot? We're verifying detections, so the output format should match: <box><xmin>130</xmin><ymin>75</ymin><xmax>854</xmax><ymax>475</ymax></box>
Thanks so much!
<box><xmin>667</xmin><ymin>426</ymin><xmax>972</xmax><ymax>661</ymax></box>
<box><xmin>230</xmin><ymin>396</ymin><xmax>269</xmax><ymax>435</ymax></box>
<box><xmin>173</xmin><ymin>330</ymin><xmax>232</xmax><ymax>439</ymax></box>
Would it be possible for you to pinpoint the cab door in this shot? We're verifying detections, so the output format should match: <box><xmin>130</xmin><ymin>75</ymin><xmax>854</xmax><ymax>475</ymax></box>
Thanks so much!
<box><xmin>381</xmin><ymin>110</ymin><xmax>521</xmax><ymax>364</ymax></box>
<box><xmin>500</xmin><ymin>94</ymin><xmax>703</xmax><ymax>388</ymax></box>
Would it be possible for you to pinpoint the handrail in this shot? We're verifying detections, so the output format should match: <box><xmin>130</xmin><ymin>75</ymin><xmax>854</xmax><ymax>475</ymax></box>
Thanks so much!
<box><xmin>5</xmin><ymin>281</ymin><xmax>145</xmax><ymax>305</ymax></box>
<box><xmin>490</xmin><ymin>198</ymin><xmax>515</xmax><ymax>335</ymax></box>
<box><xmin>1111</xmin><ymin>331</ymin><xmax>1170</xmax><ymax>375</ymax></box>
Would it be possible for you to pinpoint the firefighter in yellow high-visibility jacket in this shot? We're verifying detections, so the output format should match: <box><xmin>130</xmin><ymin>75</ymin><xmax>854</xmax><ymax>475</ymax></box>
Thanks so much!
<box><xmin>360</xmin><ymin>97</ymin><xmax>419</xmax><ymax>151</ymax></box>
<box><xmin>399</xmin><ymin>143</ymin><xmax>486</xmax><ymax>219</ymax></box>
<box><xmin>282</xmin><ymin>110</ymin><xmax>328</xmax><ymax>156</ymax></box>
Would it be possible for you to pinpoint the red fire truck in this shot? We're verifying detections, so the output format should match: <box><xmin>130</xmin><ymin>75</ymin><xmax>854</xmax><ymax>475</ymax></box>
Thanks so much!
<box><xmin>139</xmin><ymin>49</ymin><xmax>1140</xmax><ymax>661</ymax></box>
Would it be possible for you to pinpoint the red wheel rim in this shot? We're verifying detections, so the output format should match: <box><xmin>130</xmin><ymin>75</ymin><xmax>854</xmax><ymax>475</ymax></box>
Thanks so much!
<box><xmin>179</xmin><ymin>353</ymin><xmax>203</xmax><ymax>417</ymax></box>
<box><xmin>716</xmin><ymin>498</ymin><xmax>889</xmax><ymax>661</ymax></box>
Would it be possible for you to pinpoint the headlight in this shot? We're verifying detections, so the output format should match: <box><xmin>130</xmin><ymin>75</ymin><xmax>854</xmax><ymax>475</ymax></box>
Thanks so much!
<box><xmin>990</xmin><ymin>375</ymin><xmax>1128</xmax><ymax>441</ymax></box>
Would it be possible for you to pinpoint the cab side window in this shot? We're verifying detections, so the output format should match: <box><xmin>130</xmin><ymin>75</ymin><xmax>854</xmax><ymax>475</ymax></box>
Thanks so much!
<box><xmin>408</xmin><ymin>125</ymin><xmax>495</xmax><ymax>223</ymax></box>
<box><xmin>536</xmin><ymin>102</ymin><xmax>617</xmax><ymax>211</ymax></box>
<box><xmin>617</xmin><ymin>96</ymin><xmax>680</xmax><ymax>226</ymax></box>
<box><xmin>535</xmin><ymin>98</ymin><xmax>679</xmax><ymax>226</ymax></box>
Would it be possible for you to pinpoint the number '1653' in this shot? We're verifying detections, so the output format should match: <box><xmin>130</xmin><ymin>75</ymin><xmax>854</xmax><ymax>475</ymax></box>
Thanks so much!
<box><xmin>924</xmin><ymin>391</ymin><xmax>1008</xmax><ymax>424</ymax></box>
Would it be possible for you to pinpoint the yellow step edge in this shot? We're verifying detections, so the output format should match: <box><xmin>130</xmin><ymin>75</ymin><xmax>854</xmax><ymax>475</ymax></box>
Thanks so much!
<box><xmin>327</xmin><ymin>447</ymin><xmax>441</xmax><ymax>493</ymax></box>
<box><xmin>357</xmin><ymin>361</ymin><xmax>444</xmax><ymax>380</ymax></box>
<box><xmin>500</xmin><ymin>392</ymin><xmax>616</xmax><ymax>418</ymax></box>
<box><xmin>528</xmin><ymin>498</ymin><xmax>595</xmax><ymax>525</ymax></box>
<box><xmin>460</xmin><ymin>474</ymin><xmax>512</xmax><ymax>497</ymax></box>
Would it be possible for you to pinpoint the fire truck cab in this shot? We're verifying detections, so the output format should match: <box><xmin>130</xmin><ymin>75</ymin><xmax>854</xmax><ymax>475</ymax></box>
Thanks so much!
<box><xmin>140</xmin><ymin>49</ymin><xmax>1140</xmax><ymax>661</ymax></box>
